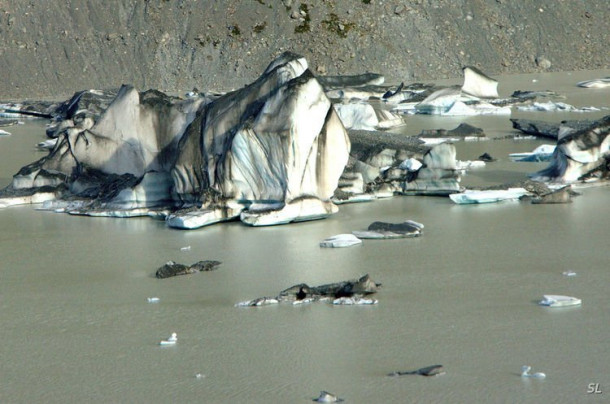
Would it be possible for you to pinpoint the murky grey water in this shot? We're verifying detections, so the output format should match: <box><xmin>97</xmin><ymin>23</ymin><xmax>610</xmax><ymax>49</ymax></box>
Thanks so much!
<box><xmin>1</xmin><ymin>70</ymin><xmax>609</xmax><ymax>403</ymax></box>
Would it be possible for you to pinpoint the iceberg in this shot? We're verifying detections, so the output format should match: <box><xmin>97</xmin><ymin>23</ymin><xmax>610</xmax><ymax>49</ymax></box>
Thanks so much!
<box><xmin>449</xmin><ymin>188</ymin><xmax>528</xmax><ymax>204</ymax></box>
<box><xmin>509</xmin><ymin>144</ymin><xmax>556</xmax><ymax>162</ymax></box>
<box><xmin>576</xmin><ymin>78</ymin><xmax>610</xmax><ymax>89</ymax></box>
<box><xmin>538</xmin><ymin>295</ymin><xmax>582</xmax><ymax>308</ymax></box>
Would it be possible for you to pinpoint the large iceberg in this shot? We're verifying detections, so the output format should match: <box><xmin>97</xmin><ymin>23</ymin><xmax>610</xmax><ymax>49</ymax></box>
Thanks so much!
<box><xmin>0</xmin><ymin>53</ymin><xmax>351</xmax><ymax>228</ymax></box>
<box><xmin>532</xmin><ymin>115</ymin><xmax>610</xmax><ymax>183</ymax></box>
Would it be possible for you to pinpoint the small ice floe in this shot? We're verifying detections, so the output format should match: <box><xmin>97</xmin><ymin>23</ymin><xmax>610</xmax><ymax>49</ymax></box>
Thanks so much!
<box><xmin>562</xmin><ymin>270</ymin><xmax>577</xmax><ymax>277</ymax></box>
<box><xmin>521</xmin><ymin>365</ymin><xmax>546</xmax><ymax>379</ymax></box>
<box><xmin>235</xmin><ymin>297</ymin><xmax>280</xmax><ymax>307</ymax></box>
<box><xmin>147</xmin><ymin>297</ymin><xmax>160</xmax><ymax>303</ymax></box>
<box><xmin>419</xmin><ymin>137</ymin><xmax>460</xmax><ymax>145</ymax></box>
<box><xmin>539</xmin><ymin>295</ymin><xmax>581</xmax><ymax>308</ymax></box>
<box><xmin>180</xmin><ymin>245</ymin><xmax>191</xmax><ymax>251</ymax></box>
<box><xmin>576</xmin><ymin>77</ymin><xmax>610</xmax><ymax>89</ymax></box>
<box><xmin>0</xmin><ymin>129</ymin><xmax>11</xmax><ymax>136</ymax></box>
<box><xmin>37</xmin><ymin>138</ymin><xmax>58</xmax><ymax>149</ymax></box>
<box><xmin>456</xmin><ymin>160</ymin><xmax>486</xmax><ymax>171</ymax></box>
<box><xmin>517</xmin><ymin>101</ymin><xmax>600</xmax><ymax>113</ymax></box>
<box><xmin>313</xmin><ymin>391</ymin><xmax>344</xmax><ymax>403</ymax></box>
<box><xmin>332</xmin><ymin>297</ymin><xmax>378</xmax><ymax>305</ymax></box>
<box><xmin>195</xmin><ymin>373</ymin><xmax>206</xmax><ymax>379</ymax></box>
<box><xmin>159</xmin><ymin>332</ymin><xmax>177</xmax><ymax>346</ymax></box>
<box><xmin>509</xmin><ymin>144</ymin><xmax>556</xmax><ymax>162</ymax></box>
<box><xmin>449</xmin><ymin>188</ymin><xmax>528</xmax><ymax>204</ymax></box>
<box><xmin>319</xmin><ymin>234</ymin><xmax>362</xmax><ymax>248</ymax></box>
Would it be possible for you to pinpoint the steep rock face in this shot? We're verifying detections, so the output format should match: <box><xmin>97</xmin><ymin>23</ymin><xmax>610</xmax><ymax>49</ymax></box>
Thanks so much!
<box><xmin>0</xmin><ymin>53</ymin><xmax>351</xmax><ymax>228</ymax></box>
<box><xmin>533</xmin><ymin>115</ymin><xmax>610</xmax><ymax>183</ymax></box>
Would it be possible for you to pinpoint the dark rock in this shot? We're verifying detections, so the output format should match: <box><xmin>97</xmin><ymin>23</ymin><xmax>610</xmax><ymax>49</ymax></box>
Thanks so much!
<box><xmin>478</xmin><ymin>152</ymin><xmax>496</xmax><ymax>162</ymax></box>
<box><xmin>418</xmin><ymin>123</ymin><xmax>486</xmax><ymax>139</ymax></box>
<box><xmin>353</xmin><ymin>220</ymin><xmax>424</xmax><ymax>239</ymax></box>
<box><xmin>531</xmin><ymin>186</ymin><xmax>573</xmax><ymax>204</ymax></box>
<box><xmin>388</xmin><ymin>364</ymin><xmax>445</xmax><ymax>377</ymax></box>
<box><xmin>156</xmin><ymin>260</ymin><xmax>221</xmax><ymax>279</ymax></box>
<box><xmin>237</xmin><ymin>274</ymin><xmax>381</xmax><ymax>306</ymax></box>
<box><xmin>510</xmin><ymin>118</ymin><xmax>595</xmax><ymax>140</ymax></box>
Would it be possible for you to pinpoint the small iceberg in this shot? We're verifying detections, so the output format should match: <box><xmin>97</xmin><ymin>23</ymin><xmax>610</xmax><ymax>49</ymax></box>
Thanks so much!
<box><xmin>313</xmin><ymin>391</ymin><xmax>344</xmax><ymax>403</ymax></box>
<box><xmin>0</xmin><ymin>129</ymin><xmax>11</xmax><ymax>136</ymax></box>
<box><xmin>147</xmin><ymin>297</ymin><xmax>160</xmax><ymax>303</ymax></box>
<box><xmin>37</xmin><ymin>138</ymin><xmax>58</xmax><ymax>149</ymax></box>
<box><xmin>521</xmin><ymin>365</ymin><xmax>546</xmax><ymax>379</ymax></box>
<box><xmin>456</xmin><ymin>160</ymin><xmax>486</xmax><ymax>171</ymax></box>
<box><xmin>159</xmin><ymin>332</ymin><xmax>177</xmax><ymax>346</ymax></box>
<box><xmin>332</xmin><ymin>297</ymin><xmax>378</xmax><ymax>305</ymax></box>
<box><xmin>539</xmin><ymin>295</ymin><xmax>581</xmax><ymax>308</ymax></box>
<box><xmin>461</xmin><ymin>66</ymin><xmax>499</xmax><ymax>98</ymax></box>
<box><xmin>509</xmin><ymin>144</ymin><xmax>556</xmax><ymax>162</ymax></box>
<box><xmin>180</xmin><ymin>245</ymin><xmax>191</xmax><ymax>251</ymax></box>
<box><xmin>319</xmin><ymin>234</ymin><xmax>362</xmax><ymax>248</ymax></box>
<box><xmin>576</xmin><ymin>78</ymin><xmax>610</xmax><ymax>89</ymax></box>
<box><xmin>235</xmin><ymin>297</ymin><xmax>280</xmax><ymax>307</ymax></box>
<box><xmin>562</xmin><ymin>270</ymin><xmax>577</xmax><ymax>277</ymax></box>
<box><xmin>449</xmin><ymin>188</ymin><xmax>527</xmax><ymax>204</ymax></box>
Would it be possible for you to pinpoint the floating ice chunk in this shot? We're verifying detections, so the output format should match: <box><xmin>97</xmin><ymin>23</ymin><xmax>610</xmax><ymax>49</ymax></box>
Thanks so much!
<box><xmin>517</xmin><ymin>101</ymin><xmax>599</xmax><ymax>112</ymax></box>
<box><xmin>147</xmin><ymin>297</ymin><xmax>160</xmax><ymax>303</ymax></box>
<box><xmin>419</xmin><ymin>137</ymin><xmax>459</xmax><ymax>145</ymax></box>
<box><xmin>180</xmin><ymin>245</ymin><xmax>191</xmax><ymax>251</ymax></box>
<box><xmin>539</xmin><ymin>295</ymin><xmax>581</xmax><ymax>307</ymax></box>
<box><xmin>159</xmin><ymin>332</ymin><xmax>177</xmax><ymax>346</ymax></box>
<box><xmin>449</xmin><ymin>188</ymin><xmax>528</xmax><ymax>204</ymax></box>
<box><xmin>195</xmin><ymin>373</ymin><xmax>206</xmax><ymax>379</ymax></box>
<box><xmin>0</xmin><ymin>129</ymin><xmax>12</xmax><ymax>136</ymax></box>
<box><xmin>235</xmin><ymin>297</ymin><xmax>280</xmax><ymax>307</ymax></box>
<box><xmin>562</xmin><ymin>270</ymin><xmax>577</xmax><ymax>277</ymax></box>
<box><xmin>521</xmin><ymin>365</ymin><xmax>546</xmax><ymax>379</ymax></box>
<box><xmin>314</xmin><ymin>391</ymin><xmax>344</xmax><ymax>403</ymax></box>
<box><xmin>37</xmin><ymin>138</ymin><xmax>58</xmax><ymax>149</ymax></box>
<box><xmin>332</xmin><ymin>297</ymin><xmax>378</xmax><ymax>305</ymax></box>
<box><xmin>576</xmin><ymin>78</ymin><xmax>610</xmax><ymax>89</ymax></box>
<box><xmin>319</xmin><ymin>234</ymin><xmax>362</xmax><ymax>248</ymax></box>
<box><xmin>456</xmin><ymin>160</ymin><xmax>486</xmax><ymax>170</ymax></box>
<box><xmin>443</xmin><ymin>100</ymin><xmax>511</xmax><ymax>116</ymax></box>
<box><xmin>399</xmin><ymin>158</ymin><xmax>422</xmax><ymax>172</ymax></box>
<box><xmin>461</xmin><ymin>66</ymin><xmax>499</xmax><ymax>98</ymax></box>
<box><xmin>509</xmin><ymin>144</ymin><xmax>556</xmax><ymax>162</ymax></box>
<box><xmin>292</xmin><ymin>297</ymin><xmax>315</xmax><ymax>305</ymax></box>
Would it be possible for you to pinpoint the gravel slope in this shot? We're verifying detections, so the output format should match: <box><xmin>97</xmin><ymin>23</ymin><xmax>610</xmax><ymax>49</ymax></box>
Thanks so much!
<box><xmin>0</xmin><ymin>0</ymin><xmax>608</xmax><ymax>99</ymax></box>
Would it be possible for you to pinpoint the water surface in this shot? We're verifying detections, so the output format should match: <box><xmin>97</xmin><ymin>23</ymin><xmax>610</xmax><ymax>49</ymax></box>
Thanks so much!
<box><xmin>1</xmin><ymin>70</ymin><xmax>609</xmax><ymax>403</ymax></box>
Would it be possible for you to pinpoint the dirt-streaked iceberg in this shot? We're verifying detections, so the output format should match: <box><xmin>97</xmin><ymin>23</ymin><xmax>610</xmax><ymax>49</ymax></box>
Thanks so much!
<box><xmin>0</xmin><ymin>53</ymin><xmax>351</xmax><ymax>228</ymax></box>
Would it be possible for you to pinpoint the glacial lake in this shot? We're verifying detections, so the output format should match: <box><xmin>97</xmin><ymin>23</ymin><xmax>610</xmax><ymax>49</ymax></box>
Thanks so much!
<box><xmin>1</xmin><ymin>70</ymin><xmax>609</xmax><ymax>403</ymax></box>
